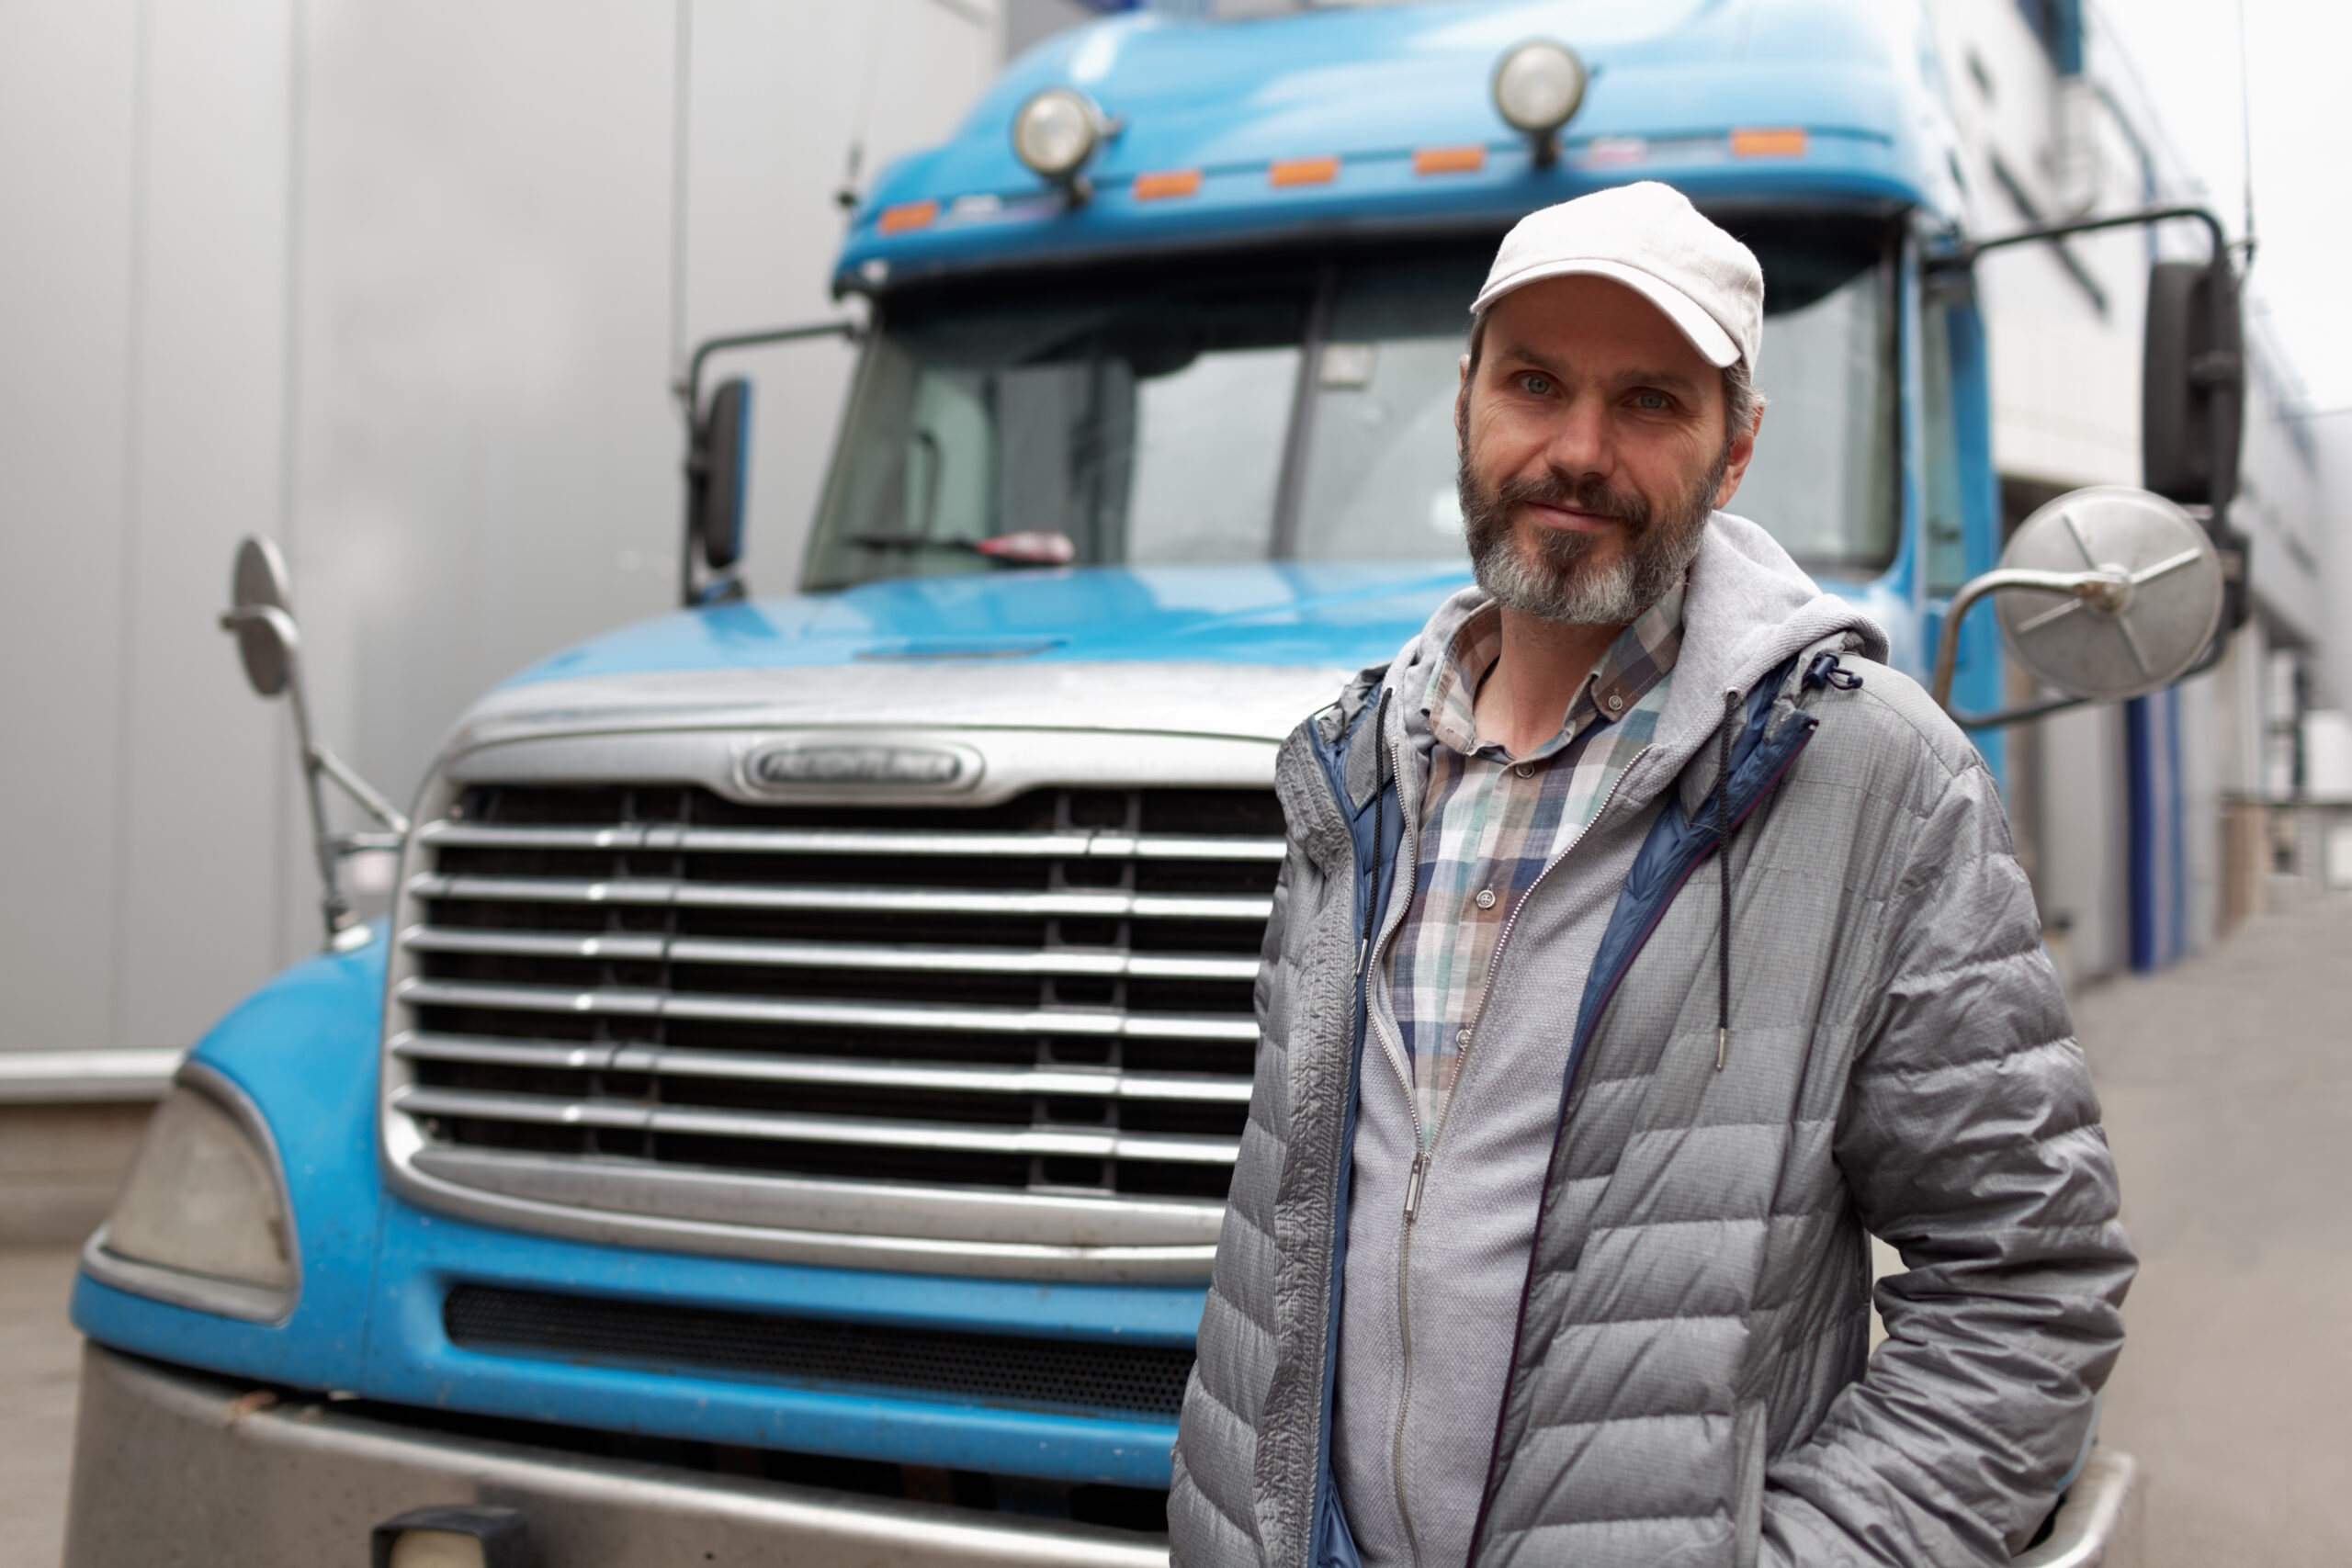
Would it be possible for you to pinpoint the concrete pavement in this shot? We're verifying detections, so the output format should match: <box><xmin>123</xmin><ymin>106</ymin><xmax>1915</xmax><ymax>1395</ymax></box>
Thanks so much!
<box><xmin>1</xmin><ymin>1247</ymin><xmax>79</xmax><ymax>1568</ymax></box>
<box><xmin>2085</xmin><ymin>894</ymin><xmax>2352</xmax><ymax>1567</ymax></box>
<box><xmin>4</xmin><ymin>897</ymin><xmax>2349</xmax><ymax>1566</ymax></box>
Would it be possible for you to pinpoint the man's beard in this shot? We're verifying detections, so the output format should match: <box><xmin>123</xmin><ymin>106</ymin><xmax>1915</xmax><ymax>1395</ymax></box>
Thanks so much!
<box><xmin>1457</xmin><ymin>442</ymin><xmax>1726</xmax><ymax>626</ymax></box>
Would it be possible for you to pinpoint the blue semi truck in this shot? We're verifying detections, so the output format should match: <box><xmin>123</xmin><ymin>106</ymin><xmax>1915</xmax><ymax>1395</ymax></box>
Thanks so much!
<box><xmin>66</xmin><ymin>1</ymin><xmax>2236</xmax><ymax>1562</ymax></box>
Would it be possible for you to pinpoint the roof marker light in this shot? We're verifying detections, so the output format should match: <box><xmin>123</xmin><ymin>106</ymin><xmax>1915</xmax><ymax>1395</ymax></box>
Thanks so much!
<box><xmin>1492</xmin><ymin>39</ymin><xmax>1588</xmax><ymax>167</ymax></box>
<box><xmin>1013</xmin><ymin>86</ymin><xmax>1104</xmax><ymax>203</ymax></box>
<box><xmin>1270</xmin><ymin>155</ymin><xmax>1340</xmax><ymax>187</ymax></box>
<box><xmin>1731</xmin><ymin>127</ymin><xmax>1808</xmax><ymax>158</ymax></box>
<box><xmin>1414</xmin><ymin>145</ymin><xmax>1487</xmax><ymax>176</ymax></box>
<box><xmin>1133</xmin><ymin>168</ymin><xmax>1203</xmax><ymax>201</ymax></box>
<box><xmin>877</xmin><ymin>199</ymin><xmax>939</xmax><ymax>235</ymax></box>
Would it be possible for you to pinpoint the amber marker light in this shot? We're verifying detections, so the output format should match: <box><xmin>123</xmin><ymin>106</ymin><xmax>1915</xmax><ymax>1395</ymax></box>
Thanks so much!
<box><xmin>1413</xmin><ymin>145</ymin><xmax>1487</xmax><ymax>175</ymax></box>
<box><xmin>1270</xmin><ymin>155</ymin><xmax>1340</xmax><ymax>187</ymax></box>
<box><xmin>1132</xmin><ymin>168</ymin><xmax>1204</xmax><ymax>200</ymax></box>
<box><xmin>877</xmin><ymin>199</ymin><xmax>941</xmax><ymax>234</ymax></box>
<box><xmin>1730</xmin><ymin>127</ymin><xmax>1808</xmax><ymax>157</ymax></box>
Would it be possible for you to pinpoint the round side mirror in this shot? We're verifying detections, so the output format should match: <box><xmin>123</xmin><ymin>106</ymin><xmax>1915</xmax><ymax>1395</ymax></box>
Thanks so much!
<box><xmin>227</xmin><ymin>536</ymin><xmax>297</xmax><ymax>697</ymax></box>
<box><xmin>1995</xmin><ymin>486</ymin><xmax>2224</xmax><ymax>701</ymax></box>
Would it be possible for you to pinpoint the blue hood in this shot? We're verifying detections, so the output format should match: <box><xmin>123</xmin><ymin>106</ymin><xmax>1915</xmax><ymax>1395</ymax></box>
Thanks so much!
<box><xmin>503</xmin><ymin>561</ymin><xmax>1479</xmax><ymax>689</ymax></box>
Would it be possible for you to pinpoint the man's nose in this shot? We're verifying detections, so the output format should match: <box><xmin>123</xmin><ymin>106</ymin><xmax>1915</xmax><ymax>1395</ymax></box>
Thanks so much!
<box><xmin>1539</xmin><ymin>393</ymin><xmax>1612</xmax><ymax>479</ymax></box>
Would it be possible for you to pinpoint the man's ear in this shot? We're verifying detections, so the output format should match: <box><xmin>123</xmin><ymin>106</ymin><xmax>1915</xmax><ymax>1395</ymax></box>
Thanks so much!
<box><xmin>1713</xmin><ymin>407</ymin><xmax>1762</xmax><ymax>508</ymax></box>
<box><xmin>1455</xmin><ymin>355</ymin><xmax>1475</xmax><ymax>458</ymax></box>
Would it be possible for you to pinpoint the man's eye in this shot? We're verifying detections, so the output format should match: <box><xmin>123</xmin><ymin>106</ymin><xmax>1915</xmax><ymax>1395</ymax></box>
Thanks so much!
<box><xmin>1632</xmin><ymin>390</ymin><xmax>1670</xmax><ymax>412</ymax></box>
<box><xmin>1518</xmin><ymin>373</ymin><xmax>1554</xmax><ymax>396</ymax></box>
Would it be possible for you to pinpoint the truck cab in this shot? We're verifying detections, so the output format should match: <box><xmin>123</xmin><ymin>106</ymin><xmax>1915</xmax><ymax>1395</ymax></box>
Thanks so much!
<box><xmin>66</xmin><ymin>2</ymin><xmax>2185</xmax><ymax>1562</ymax></box>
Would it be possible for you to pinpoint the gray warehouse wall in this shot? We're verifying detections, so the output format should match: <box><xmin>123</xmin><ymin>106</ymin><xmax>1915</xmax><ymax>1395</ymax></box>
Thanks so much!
<box><xmin>0</xmin><ymin>0</ymin><xmax>1000</xmax><ymax>1056</ymax></box>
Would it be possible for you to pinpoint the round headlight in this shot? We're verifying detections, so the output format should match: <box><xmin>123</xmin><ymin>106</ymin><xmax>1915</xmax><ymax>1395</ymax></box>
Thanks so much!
<box><xmin>1012</xmin><ymin>86</ymin><xmax>1102</xmax><ymax>180</ymax></box>
<box><xmin>1492</xmin><ymin>39</ymin><xmax>1589</xmax><ymax>136</ymax></box>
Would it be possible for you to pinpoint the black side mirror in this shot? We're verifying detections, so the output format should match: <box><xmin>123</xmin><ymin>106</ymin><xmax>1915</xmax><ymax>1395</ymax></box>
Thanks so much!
<box><xmin>691</xmin><ymin>377</ymin><xmax>752</xmax><ymax>576</ymax></box>
<box><xmin>2142</xmin><ymin>258</ymin><xmax>2243</xmax><ymax>510</ymax></box>
<box><xmin>674</xmin><ymin>319</ymin><xmax>858</xmax><ymax>606</ymax></box>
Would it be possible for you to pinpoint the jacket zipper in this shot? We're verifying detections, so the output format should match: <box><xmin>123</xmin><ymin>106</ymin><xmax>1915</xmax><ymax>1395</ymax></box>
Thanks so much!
<box><xmin>1364</xmin><ymin>732</ymin><xmax>1424</xmax><ymax>1144</ymax></box>
<box><xmin>1385</xmin><ymin>740</ymin><xmax>1654</xmax><ymax>1568</ymax></box>
<box><xmin>1362</xmin><ymin>728</ymin><xmax>1432</xmax><ymax>1568</ymax></box>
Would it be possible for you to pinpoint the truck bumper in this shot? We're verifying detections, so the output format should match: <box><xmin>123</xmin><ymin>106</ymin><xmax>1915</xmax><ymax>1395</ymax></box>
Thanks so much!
<box><xmin>63</xmin><ymin>1344</ymin><xmax>1170</xmax><ymax>1568</ymax></box>
<box><xmin>2016</xmin><ymin>1448</ymin><xmax>2144</xmax><ymax>1568</ymax></box>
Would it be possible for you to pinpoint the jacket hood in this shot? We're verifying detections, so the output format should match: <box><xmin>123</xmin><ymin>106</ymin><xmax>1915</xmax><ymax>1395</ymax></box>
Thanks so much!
<box><xmin>1378</xmin><ymin>510</ymin><xmax>1889</xmax><ymax>810</ymax></box>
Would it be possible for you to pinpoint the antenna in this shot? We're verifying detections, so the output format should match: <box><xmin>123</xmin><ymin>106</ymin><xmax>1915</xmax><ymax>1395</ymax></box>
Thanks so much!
<box><xmin>2235</xmin><ymin>0</ymin><xmax>2257</xmax><ymax>271</ymax></box>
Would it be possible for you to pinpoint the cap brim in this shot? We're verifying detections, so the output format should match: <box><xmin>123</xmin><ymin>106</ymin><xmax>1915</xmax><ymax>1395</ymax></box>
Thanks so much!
<box><xmin>1470</xmin><ymin>257</ymin><xmax>1739</xmax><ymax>368</ymax></box>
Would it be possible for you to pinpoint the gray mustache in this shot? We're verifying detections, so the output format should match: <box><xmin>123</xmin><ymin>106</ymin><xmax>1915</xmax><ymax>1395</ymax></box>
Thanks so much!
<box><xmin>1488</xmin><ymin>471</ymin><xmax>1652</xmax><ymax>532</ymax></box>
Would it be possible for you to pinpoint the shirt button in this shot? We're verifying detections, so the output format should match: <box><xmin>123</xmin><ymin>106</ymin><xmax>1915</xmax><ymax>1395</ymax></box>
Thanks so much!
<box><xmin>1475</xmin><ymin>888</ymin><xmax>1497</xmax><ymax>910</ymax></box>
<box><xmin>1606</xmin><ymin>693</ymin><xmax>1624</xmax><ymax>713</ymax></box>
<box><xmin>1514</xmin><ymin>762</ymin><xmax>1533</xmax><ymax>778</ymax></box>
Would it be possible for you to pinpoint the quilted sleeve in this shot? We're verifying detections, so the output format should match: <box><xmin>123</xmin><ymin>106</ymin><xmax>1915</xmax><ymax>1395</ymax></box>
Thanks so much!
<box><xmin>1759</xmin><ymin>754</ymin><xmax>2137</xmax><ymax>1566</ymax></box>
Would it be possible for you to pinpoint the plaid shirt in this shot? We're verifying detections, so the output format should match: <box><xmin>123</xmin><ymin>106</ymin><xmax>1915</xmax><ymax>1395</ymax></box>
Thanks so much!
<box><xmin>1382</xmin><ymin>586</ymin><xmax>1684</xmax><ymax>1148</ymax></box>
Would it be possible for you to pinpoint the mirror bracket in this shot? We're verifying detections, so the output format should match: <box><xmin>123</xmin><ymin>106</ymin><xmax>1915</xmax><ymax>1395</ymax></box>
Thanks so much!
<box><xmin>220</xmin><ymin>547</ymin><xmax>412</xmax><ymax>950</ymax></box>
<box><xmin>1945</xmin><ymin>629</ymin><xmax>2232</xmax><ymax>730</ymax></box>
<box><xmin>674</xmin><ymin>319</ymin><xmax>863</xmax><ymax>607</ymax></box>
<box><xmin>1924</xmin><ymin>203</ymin><xmax>2228</xmax><ymax>277</ymax></box>
<box><xmin>1945</xmin><ymin>690</ymin><xmax>2094</xmax><ymax>732</ymax></box>
<box><xmin>1931</xmin><ymin>567</ymin><xmax>2133</xmax><ymax>711</ymax></box>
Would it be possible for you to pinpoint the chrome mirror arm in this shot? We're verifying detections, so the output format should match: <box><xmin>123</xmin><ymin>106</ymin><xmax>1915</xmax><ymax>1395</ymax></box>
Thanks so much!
<box><xmin>1930</xmin><ymin>567</ymin><xmax>2132</xmax><ymax>713</ymax></box>
<box><xmin>311</xmin><ymin>744</ymin><xmax>411</xmax><ymax>836</ymax></box>
<box><xmin>219</xmin><ymin>604</ymin><xmax>407</xmax><ymax>950</ymax></box>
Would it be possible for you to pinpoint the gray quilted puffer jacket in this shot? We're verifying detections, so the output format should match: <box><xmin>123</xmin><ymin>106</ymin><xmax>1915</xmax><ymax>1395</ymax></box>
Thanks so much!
<box><xmin>1170</xmin><ymin>518</ymin><xmax>2135</xmax><ymax>1568</ymax></box>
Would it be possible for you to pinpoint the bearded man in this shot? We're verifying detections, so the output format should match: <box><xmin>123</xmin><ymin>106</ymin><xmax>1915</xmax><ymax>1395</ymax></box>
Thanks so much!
<box><xmin>1168</xmin><ymin>182</ymin><xmax>2134</xmax><ymax>1568</ymax></box>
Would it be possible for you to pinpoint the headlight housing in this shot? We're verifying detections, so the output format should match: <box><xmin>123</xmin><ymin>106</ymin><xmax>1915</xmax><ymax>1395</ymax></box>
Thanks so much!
<box><xmin>88</xmin><ymin>1066</ymin><xmax>297</xmax><ymax>1322</ymax></box>
<box><xmin>1012</xmin><ymin>86</ymin><xmax>1102</xmax><ymax>182</ymax></box>
<box><xmin>1493</xmin><ymin>39</ymin><xmax>1589</xmax><ymax>147</ymax></box>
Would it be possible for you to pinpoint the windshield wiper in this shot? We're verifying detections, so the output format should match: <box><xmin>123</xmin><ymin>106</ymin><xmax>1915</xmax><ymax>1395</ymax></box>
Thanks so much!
<box><xmin>843</xmin><ymin>530</ymin><xmax>1076</xmax><ymax>567</ymax></box>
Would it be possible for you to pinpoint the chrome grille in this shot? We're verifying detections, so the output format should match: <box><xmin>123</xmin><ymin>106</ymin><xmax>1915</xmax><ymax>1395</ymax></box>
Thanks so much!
<box><xmin>386</xmin><ymin>782</ymin><xmax>1281</xmax><ymax>1278</ymax></box>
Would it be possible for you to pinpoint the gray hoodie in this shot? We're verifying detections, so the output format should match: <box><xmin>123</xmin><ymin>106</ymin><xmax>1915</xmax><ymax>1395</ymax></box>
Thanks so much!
<box><xmin>1170</xmin><ymin>513</ymin><xmax>2134</xmax><ymax>1568</ymax></box>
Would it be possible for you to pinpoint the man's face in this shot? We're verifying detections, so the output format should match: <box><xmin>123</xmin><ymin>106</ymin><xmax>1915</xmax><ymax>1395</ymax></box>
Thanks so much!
<box><xmin>1455</xmin><ymin>274</ymin><xmax>1758</xmax><ymax>625</ymax></box>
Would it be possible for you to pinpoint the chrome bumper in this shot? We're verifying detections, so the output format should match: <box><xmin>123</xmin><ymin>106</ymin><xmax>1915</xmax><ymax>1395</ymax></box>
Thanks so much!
<box><xmin>2016</xmin><ymin>1449</ymin><xmax>2144</xmax><ymax>1568</ymax></box>
<box><xmin>62</xmin><ymin>1341</ymin><xmax>2135</xmax><ymax>1568</ymax></box>
<box><xmin>63</xmin><ymin>1344</ymin><xmax>1170</xmax><ymax>1568</ymax></box>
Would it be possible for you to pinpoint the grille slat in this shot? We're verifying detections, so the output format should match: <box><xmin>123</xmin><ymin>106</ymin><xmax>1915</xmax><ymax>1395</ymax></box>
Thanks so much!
<box><xmin>403</xmin><ymin>926</ymin><xmax>1258</xmax><ymax>982</ymax></box>
<box><xmin>394</xmin><ymin>1032</ymin><xmax>1253</xmax><ymax>1102</ymax></box>
<box><xmin>410</xmin><ymin>874</ymin><xmax>1273</xmax><ymax>923</ymax></box>
<box><xmin>390</xmin><ymin>782</ymin><xmax>1278</xmax><ymax>1269</ymax></box>
<box><xmin>400</xmin><ymin>977</ymin><xmax>1261</xmax><ymax>1042</ymax></box>
<box><xmin>444</xmin><ymin>1283</ymin><xmax>1195</xmax><ymax>1420</ymax></box>
<box><xmin>395</xmin><ymin>1085</ymin><xmax>1243</xmax><ymax>1164</ymax></box>
<box><xmin>421</xmin><ymin>819</ymin><xmax>1285</xmax><ymax>863</ymax></box>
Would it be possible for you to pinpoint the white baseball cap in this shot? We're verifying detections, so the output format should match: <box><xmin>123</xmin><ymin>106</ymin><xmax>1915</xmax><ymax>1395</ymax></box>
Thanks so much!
<box><xmin>1471</xmin><ymin>181</ymin><xmax>1764</xmax><ymax>372</ymax></box>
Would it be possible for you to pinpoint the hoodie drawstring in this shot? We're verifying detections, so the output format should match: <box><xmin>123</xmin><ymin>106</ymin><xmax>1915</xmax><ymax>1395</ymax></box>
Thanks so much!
<box><xmin>1715</xmin><ymin>689</ymin><xmax>1739</xmax><ymax>1072</ymax></box>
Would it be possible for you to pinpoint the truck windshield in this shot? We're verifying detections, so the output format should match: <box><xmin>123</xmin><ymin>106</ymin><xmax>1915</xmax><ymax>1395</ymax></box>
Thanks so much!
<box><xmin>804</xmin><ymin>224</ymin><xmax>1897</xmax><ymax>591</ymax></box>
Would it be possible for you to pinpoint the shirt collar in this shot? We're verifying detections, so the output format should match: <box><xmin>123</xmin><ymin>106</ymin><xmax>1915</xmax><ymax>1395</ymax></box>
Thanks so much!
<box><xmin>1423</xmin><ymin>582</ymin><xmax>1686</xmax><ymax>762</ymax></box>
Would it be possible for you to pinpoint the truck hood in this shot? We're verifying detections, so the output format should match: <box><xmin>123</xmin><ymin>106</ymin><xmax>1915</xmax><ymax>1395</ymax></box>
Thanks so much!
<box><xmin>506</xmin><ymin>560</ymin><xmax>1474</xmax><ymax>684</ymax></box>
<box><xmin>448</xmin><ymin>561</ymin><xmax>1475</xmax><ymax>756</ymax></box>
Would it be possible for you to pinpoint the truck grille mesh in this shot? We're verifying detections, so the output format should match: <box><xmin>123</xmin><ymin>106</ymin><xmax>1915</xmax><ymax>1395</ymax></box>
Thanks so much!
<box><xmin>444</xmin><ymin>1283</ymin><xmax>1195</xmax><ymax>1419</ymax></box>
<box><xmin>390</xmin><ymin>784</ymin><xmax>1276</xmax><ymax>1231</ymax></box>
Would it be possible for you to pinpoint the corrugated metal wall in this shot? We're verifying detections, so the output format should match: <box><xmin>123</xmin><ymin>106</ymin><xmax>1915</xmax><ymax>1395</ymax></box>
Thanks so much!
<box><xmin>0</xmin><ymin>0</ymin><xmax>1001</xmax><ymax>1055</ymax></box>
